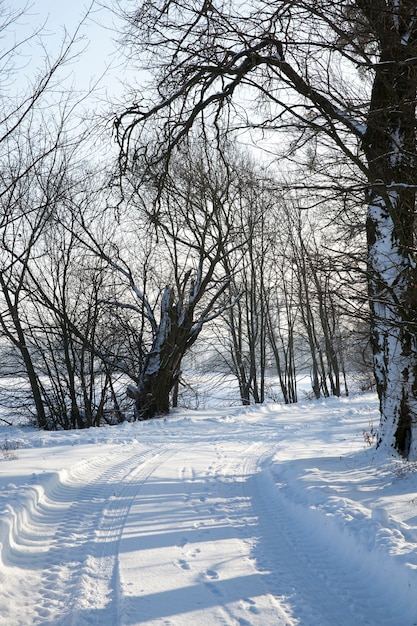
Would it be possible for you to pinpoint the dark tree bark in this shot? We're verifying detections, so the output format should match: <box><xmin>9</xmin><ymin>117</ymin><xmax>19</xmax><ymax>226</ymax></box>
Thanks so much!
<box><xmin>0</xmin><ymin>273</ymin><xmax>48</xmax><ymax>429</ymax></box>
<box><xmin>359</xmin><ymin>1</ymin><xmax>417</xmax><ymax>456</ymax></box>
<box><xmin>127</xmin><ymin>270</ymin><xmax>232</xmax><ymax>418</ymax></box>
<box><xmin>127</xmin><ymin>286</ymin><xmax>199</xmax><ymax>418</ymax></box>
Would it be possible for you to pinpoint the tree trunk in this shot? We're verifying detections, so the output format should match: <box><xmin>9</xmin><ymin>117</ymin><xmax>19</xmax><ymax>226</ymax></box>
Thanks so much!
<box><xmin>362</xmin><ymin>5</ymin><xmax>417</xmax><ymax>457</ymax></box>
<box><xmin>127</xmin><ymin>286</ymin><xmax>198</xmax><ymax>419</ymax></box>
<box><xmin>228</xmin><ymin>299</ymin><xmax>252</xmax><ymax>405</ymax></box>
<box><xmin>0</xmin><ymin>275</ymin><xmax>48</xmax><ymax>429</ymax></box>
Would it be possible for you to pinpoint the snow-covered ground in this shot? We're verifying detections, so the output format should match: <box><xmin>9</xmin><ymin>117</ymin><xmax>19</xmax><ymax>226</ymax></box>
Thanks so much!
<box><xmin>0</xmin><ymin>390</ymin><xmax>416</xmax><ymax>625</ymax></box>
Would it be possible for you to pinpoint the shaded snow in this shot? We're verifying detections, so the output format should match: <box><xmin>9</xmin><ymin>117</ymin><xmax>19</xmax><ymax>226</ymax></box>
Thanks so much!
<box><xmin>0</xmin><ymin>391</ymin><xmax>416</xmax><ymax>624</ymax></box>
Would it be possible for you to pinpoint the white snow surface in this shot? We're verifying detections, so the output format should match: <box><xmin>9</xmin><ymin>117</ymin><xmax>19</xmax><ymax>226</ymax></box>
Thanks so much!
<box><xmin>0</xmin><ymin>391</ymin><xmax>417</xmax><ymax>625</ymax></box>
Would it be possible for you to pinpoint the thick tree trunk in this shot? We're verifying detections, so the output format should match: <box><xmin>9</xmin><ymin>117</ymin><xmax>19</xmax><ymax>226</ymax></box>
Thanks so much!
<box><xmin>127</xmin><ymin>286</ymin><xmax>198</xmax><ymax>419</ymax></box>
<box><xmin>132</xmin><ymin>367</ymin><xmax>176</xmax><ymax>419</ymax></box>
<box><xmin>366</xmin><ymin>189</ymin><xmax>417</xmax><ymax>457</ymax></box>
<box><xmin>363</xmin><ymin>6</ymin><xmax>417</xmax><ymax>457</ymax></box>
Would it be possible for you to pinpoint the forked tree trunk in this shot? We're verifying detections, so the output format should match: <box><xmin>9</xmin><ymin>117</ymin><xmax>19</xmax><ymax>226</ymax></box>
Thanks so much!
<box><xmin>127</xmin><ymin>286</ymin><xmax>199</xmax><ymax>419</ymax></box>
<box><xmin>363</xmin><ymin>4</ymin><xmax>417</xmax><ymax>457</ymax></box>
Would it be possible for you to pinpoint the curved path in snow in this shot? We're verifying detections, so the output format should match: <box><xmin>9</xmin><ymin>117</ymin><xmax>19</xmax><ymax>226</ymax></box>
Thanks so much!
<box><xmin>0</xmin><ymin>405</ymin><xmax>415</xmax><ymax>625</ymax></box>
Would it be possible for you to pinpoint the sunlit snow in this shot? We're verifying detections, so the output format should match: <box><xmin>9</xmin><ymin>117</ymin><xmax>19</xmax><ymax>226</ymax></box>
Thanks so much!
<box><xmin>0</xmin><ymin>385</ymin><xmax>416</xmax><ymax>625</ymax></box>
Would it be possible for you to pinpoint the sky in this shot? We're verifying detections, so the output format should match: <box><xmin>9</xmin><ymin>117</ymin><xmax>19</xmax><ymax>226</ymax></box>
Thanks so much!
<box><xmin>8</xmin><ymin>1</ymin><xmax>130</xmax><ymax>102</ymax></box>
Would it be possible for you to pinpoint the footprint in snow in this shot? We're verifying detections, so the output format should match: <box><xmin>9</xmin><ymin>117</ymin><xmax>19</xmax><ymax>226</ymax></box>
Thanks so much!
<box><xmin>205</xmin><ymin>581</ymin><xmax>223</xmax><ymax>597</ymax></box>
<box><xmin>246</xmin><ymin>599</ymin><xmax>260</xmax><ymax>615</ymax></box>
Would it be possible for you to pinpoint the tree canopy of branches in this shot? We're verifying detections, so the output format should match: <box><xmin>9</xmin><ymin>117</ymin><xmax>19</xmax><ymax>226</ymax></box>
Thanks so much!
<box><xmin>0</xmin><ymin>2</ymin><xmax>120</xmax><ymax>429</ymax></box>
<box><xmin>99</xmin><ymin>141</ymin><xmax>248</xmax><ymax>418</ymax></box>
<box><xmin>114</xmin><ymin>0</ymin><xmax>417</xmax><ymax>459</ymax></box>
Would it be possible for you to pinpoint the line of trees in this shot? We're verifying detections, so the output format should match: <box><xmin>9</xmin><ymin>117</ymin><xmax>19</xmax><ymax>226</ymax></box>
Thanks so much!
<box><xmin>113</xmin><ymin>0</ymin><xmax>417</xmax><ymax>459</ymax></box>
<box><xmin>3</xmin><ymin>0</ymin><xmax>412</xmax><ymax>464</ymax></box>
<box><xmin>0</xmin><ymin>17</ymin><xmax>368</xmax><ymax>427</ymax></box>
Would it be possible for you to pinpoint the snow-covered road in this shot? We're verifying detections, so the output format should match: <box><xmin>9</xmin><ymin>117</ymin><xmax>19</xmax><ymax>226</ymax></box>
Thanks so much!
<box><xmin>1</xmin><ymin>393</ymin><xmax>417</xmax><ymax>625</ymax></box>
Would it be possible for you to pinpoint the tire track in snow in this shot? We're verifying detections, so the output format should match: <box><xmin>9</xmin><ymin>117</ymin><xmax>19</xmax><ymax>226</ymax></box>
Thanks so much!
<box><xmin>206</xmin><ymin>441</ymin><xmax>295</xmax><ymax>625</ymax></box>
<box><xmin>121</xmin><ymin>440</ymin><xmax>292</xmax><ymax>625</ymax></box>
<box><xmin>61</xmin><ymin>445</ymin><xmax>177</xmax><ymax>626</ymax></box>
<box><xmin>246</xmin><ymin>463</ymin><xmax>410</xmax><ymax>626</ymax></box>
<box><xmin>0</xmin><ymin>444</ymin><xmax>175</xmax><ymax>625</ymax></box>
<box><xmin>171</xmin><ymin>437</ymin><xmax>411</xmax><ymax>626</ymax></box>
<box><xmin>0</xmin><ymin>453</ymin><xmax>128</xmax><ymax>625</ymax></box>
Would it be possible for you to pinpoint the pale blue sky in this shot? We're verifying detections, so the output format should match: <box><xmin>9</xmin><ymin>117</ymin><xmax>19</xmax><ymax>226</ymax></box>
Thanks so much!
<box><xmin>9</xmin><ymin>1</ymin><xmax>128</xmax><ymax>99</ymax></box>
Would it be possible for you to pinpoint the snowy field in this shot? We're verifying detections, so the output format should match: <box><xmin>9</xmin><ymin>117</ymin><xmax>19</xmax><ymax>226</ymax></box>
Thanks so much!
<box><xmin>0</xmin><ymin>388</ymin><xmax>417</xmax><ymax>625</ymax></box>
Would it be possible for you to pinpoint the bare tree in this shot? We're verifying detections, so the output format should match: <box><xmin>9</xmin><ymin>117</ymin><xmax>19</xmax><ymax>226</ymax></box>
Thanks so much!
<box><xmin>84</xmin><ymin>141</ymin><xmax>246</xmax><ymax>418</ymax></box>
<box><xmin>217</xmin><ymin>153</ymin><xmax>273</xmax><ymax>405</ymax></box>
<box><xmin>0</xmin><ymin>121</ymin><xmax>72</xmax><ymax>428</ymax></box>
<box><xmin>0</xmin><ymin>2</ymin><xmax>104</xmax><ymax>427</ymax></box>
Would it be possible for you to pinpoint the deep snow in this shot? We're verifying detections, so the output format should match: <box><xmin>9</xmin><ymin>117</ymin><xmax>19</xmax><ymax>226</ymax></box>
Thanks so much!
<box><xmin>0</xmin><ymin>390</ymin><xmax>416</xmax><ymax>625</ymax></box>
